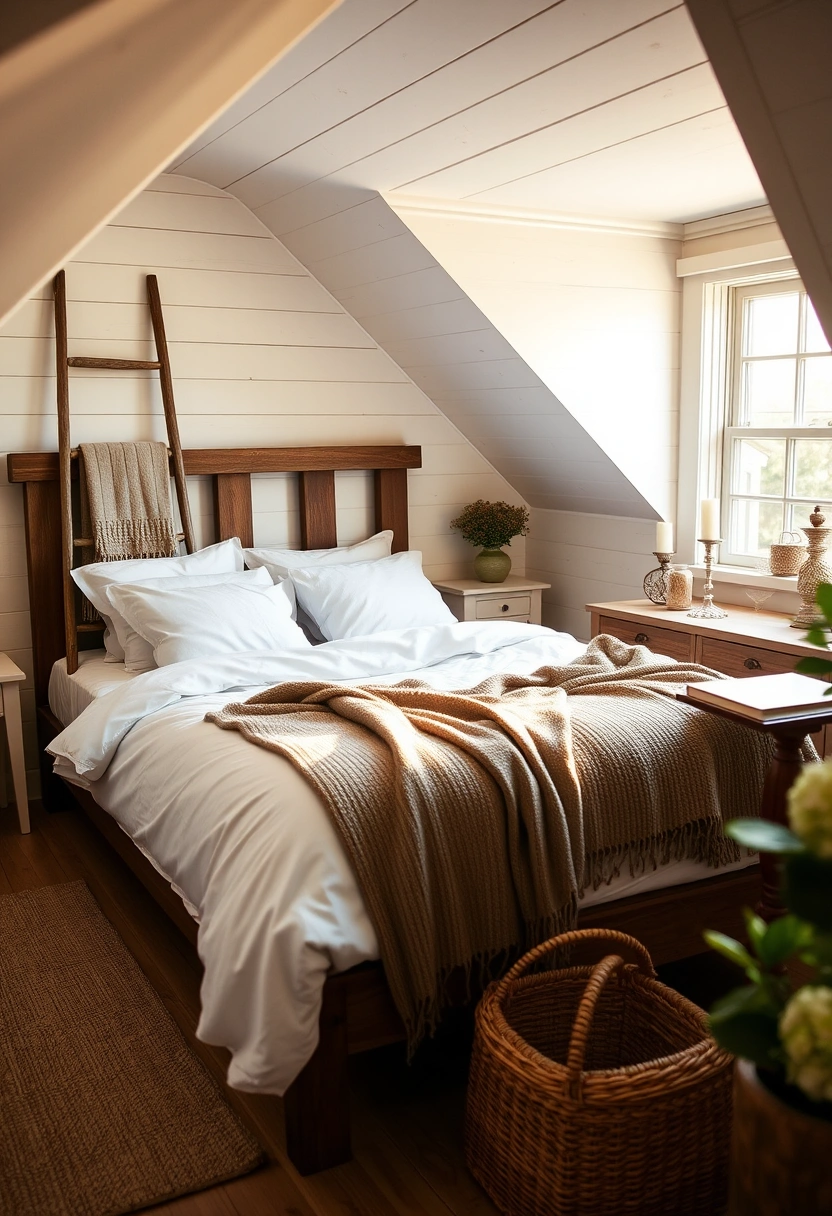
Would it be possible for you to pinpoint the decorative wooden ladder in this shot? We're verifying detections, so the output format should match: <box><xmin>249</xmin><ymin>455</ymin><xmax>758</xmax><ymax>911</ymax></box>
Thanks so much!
<box><xmin>54</xmin><ymin>269</ymin><xmax>196</xmax><ymax>674</ymax></box>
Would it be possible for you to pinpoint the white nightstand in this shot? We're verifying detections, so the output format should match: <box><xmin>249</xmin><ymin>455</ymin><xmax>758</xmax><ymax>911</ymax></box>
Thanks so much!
<box><xmin>433</xmin><ymin>576</ymin><xmax>550</xmax><ymax>625</ymax></box>
<box><xmin>0</xmin><ymin>653</ymin><xmax>30</xmax><ymax>834</ymax></box>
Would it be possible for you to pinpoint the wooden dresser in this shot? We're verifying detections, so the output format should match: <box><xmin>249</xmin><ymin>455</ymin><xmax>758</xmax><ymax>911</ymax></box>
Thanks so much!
<box><xmin>587</xmin><ymin>599</ymin><xmax>832</xmax><ymax>757</ymax></box>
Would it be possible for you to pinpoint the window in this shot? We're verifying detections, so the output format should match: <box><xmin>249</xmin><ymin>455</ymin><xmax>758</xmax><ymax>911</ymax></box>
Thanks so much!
<box><xmin>723</xmin><ymin>279</ymin><xmax>832</xmax><ymax>566</ymax></box>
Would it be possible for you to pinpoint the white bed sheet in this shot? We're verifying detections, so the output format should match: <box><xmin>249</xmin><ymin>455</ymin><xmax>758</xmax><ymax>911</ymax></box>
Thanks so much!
<box><xmin>49</xmin><ymin>650</ymin><xmax>138</xmax><ymax>725</ymax></box>
<box><xmin>47</xmin><ymin>623</ymin><xmax>756</xmax><ymax>1096</ymax></box>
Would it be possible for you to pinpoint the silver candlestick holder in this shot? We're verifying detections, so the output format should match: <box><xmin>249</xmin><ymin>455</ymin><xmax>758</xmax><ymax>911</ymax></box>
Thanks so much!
<box><xmin>688</xmin><ymin>539</ymin><xmax>727</xmax><ymax>619</ymax></box>
<box><xmin>643</xmin><ymin>551</ymin><xmax>674</xmax><ymax>604</ymax></box>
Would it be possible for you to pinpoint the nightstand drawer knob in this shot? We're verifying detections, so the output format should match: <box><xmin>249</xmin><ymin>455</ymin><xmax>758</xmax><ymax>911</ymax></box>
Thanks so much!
<box><xmin>635</xmin><ymin>632</ymin><xmax>649</xmax><ymax>644</ymax></box>
<box><xmin>744</xmin><ymin>657</ymin><xmax>762</xmax><ymax>670</ymax></box>
<box><xmin>501</xmin><ymin>603</ymin><xmax>509</xmax><ymax>613</ymax></box>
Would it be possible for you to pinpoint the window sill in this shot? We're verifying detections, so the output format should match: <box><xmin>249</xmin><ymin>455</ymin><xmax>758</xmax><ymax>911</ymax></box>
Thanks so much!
<box><xmin>691</xmin><ymin>563</ymin><xmax>798</xmax><ymax>593</ymax></box>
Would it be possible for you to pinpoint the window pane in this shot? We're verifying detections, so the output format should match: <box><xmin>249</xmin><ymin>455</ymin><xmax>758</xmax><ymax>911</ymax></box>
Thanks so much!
<box><xmin>732</xmin><ymin>437</ymin><xmax>786</xmax><ymax>496</ymax></box>
<box><xmin>788</xmin><ymin>503</ymin><xmax>827</xmax><ymax>533</ymax></box>
<box><xmin>729</xmin><ymin>498</ymin><xmax>785</xmax><ymax>556</ymax></box>
<box><xmin>803</xmin><ymin>356</ymin><xmax>832</xmax><ymax>426</ymax></box>
<box><xmin>744</xmin><ymin>291</ymin><xmax>800</xmax><ymax>356</ymax></box>
<box><xmin>793</xmin><ymin>439</ymin><xmax>832</xmax><ymax>500</ymax></box>
<box><xmin>805</xmin><ymin>299</ymin><xmax>831</xmax><ymax>354</ymax></box>
<box><xmin>743</xmin><ymin>358</ymin><xmax>797</xmax><ymax>425</ymax></box>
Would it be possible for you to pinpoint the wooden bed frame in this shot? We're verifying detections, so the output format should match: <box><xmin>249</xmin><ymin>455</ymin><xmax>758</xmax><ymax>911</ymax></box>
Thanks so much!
<box><xmin>7</xmin><ymin>444</ymin><xmax>762</xmax><ymax>1175</ymax></box>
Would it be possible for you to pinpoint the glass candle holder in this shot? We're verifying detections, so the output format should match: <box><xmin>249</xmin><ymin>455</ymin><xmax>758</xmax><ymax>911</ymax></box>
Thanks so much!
<box><xmin>665</xmin><ymin>564</ymin><xmax>693</xmax><ymax>610</ymax></box>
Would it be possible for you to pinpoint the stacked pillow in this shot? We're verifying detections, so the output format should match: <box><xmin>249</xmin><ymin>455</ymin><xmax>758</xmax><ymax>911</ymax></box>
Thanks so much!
<box><xmin>70</xmin><ymin>531</ymin><xmax>457</xmax><ymax>670</ymax></box>
<box><xmin>72</xmin><ymin>538</ymin><xmax>247</xmax><ymax>670</ymax></box>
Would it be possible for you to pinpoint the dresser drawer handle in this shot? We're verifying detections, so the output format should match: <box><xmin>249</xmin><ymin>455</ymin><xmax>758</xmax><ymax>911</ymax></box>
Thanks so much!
<box><xmin>634</xmin><ymin>632</ymin><xmax>649</xmax><ymax>644</ymax></box>
<box><xmin>501</xmin><ymin>603</ymin><xmax>509</xmax><ymax>613</ymax></box>
<box><xmin>744</xmin><ymin>657</ymin><xmax>762</xmax><ymax>670</ymax></box>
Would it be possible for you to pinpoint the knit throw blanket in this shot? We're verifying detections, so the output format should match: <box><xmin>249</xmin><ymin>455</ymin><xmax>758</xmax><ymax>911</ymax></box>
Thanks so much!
<box><xmin>206</xmin><ymin>635</ymin><xmax>774</xmax><ymax>1045</ymax></box>
<box><xmin>79</xmin><ymin>442</ymin><xmax>177</xmax><ymax>562</ymax></box>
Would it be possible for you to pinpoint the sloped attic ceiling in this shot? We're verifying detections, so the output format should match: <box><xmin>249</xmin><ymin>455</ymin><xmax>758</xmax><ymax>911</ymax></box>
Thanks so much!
<box><xmin>168</xmin><ymin>0</ymin><xmax>766</xmax><ymax>519</ymax></box>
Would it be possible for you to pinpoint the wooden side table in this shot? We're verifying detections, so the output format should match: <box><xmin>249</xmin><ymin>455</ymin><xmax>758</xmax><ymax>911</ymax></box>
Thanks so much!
<box><xmin>0</xmin><ymin>654</ymin><xmax>30</xmax><ymax>834</ymax></box>
<box><xmin>677</xmin><ymin>692</ymin><xmax>832</xmax><ymax>923</ymax></box>
<box><xmin>433</xmin><ymin>576</ymin><xmax>550</xmax><ymax>625</ymax></box>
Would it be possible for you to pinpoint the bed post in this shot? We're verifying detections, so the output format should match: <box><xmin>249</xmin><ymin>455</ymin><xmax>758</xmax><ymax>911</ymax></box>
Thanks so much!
<box><xmin>283</xmin><ymin>973</ymin><xmax>351</xmax><ymax>1174</ymax></box>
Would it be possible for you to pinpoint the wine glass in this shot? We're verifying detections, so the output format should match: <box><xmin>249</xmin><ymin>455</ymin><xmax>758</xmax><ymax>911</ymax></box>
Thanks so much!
<box><xmin>746</xmin><ymin>555</ymin><xmax>774</xmax><ymax>611</ymax></box>
<box><xmin>746</xmin><ymin>588</ymin><xmax>774</xmax><ymax>612</ymax></box>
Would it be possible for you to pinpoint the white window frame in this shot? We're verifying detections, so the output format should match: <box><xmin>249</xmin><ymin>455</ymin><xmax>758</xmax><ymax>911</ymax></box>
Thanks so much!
<box><xmin>721</xmin><ymin>278</ymin><xmax>832</xmax><ymax>566</ymax></box>
<box><xmin>677</xmin><ymin>251</ymin><xmax>799</xmax><ymax>574</ymax></box>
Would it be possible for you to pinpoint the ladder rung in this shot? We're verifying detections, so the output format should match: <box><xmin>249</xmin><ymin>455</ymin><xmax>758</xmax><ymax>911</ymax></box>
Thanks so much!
<box><xmin>70</xmin><ymin>447</ymin><xmax>172</xmax><ymax>459</ymax></box>
<box><xmin>73</xmin><ymin>532</ymin><xmax>185</xmax><ymax>546</ymax></box>
<box><xmin>68</xmin><ymin>357</ymin><xmax>161</xmax><ymax>370</ymax></box>
<box><xmin>77</xmin><ymin>623</ymin><xmax>105</xmax><ymax>632</ymax></box>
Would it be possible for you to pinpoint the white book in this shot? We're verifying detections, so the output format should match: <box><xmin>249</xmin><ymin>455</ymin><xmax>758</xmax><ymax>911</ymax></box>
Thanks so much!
<box><xmin>686</xmin><ymin>672</ymin><xmax>832</xmax><ymax>723</ymax></box>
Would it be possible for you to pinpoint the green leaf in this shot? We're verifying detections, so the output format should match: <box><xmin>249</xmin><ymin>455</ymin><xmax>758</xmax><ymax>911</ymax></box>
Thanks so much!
<box><xmin>795</xmin><ymin>656</ymin><xmax>832</xmax><ymax>676</ymax></box>
<box><xmin>805</xmin><ymin>626</ymin><xmax>830</xmax><ymax>649</ymax></box>
<box><xmin>725</xmin><ymin>818</ymin><xmax>805</xmax><ymax>855</ymax></box>
<box><xmin>703</xmin><ymin>930</ymin><xmax>757</xmax><ymax>975</ymax></box>
<box><xmin>743</xmin><ymin>907</ymin><xmax>768</xmax><ymax>959</ymax></box>
<box><xmin>708</xmin><ymin>1010</ymin><xmax>782</xmax><ymax>1066</ymax></box>
<box><xmin>710</xmin><ymin>983</ymin><xmax>776</xmax><ymax>1021</ymax></box>
<box><xmin>785</xmin><ymin>854</ymin><xmax>832</xmax><ymax>931</ymax></box>
<box><xmin>817</xmin><ymin>583</ymin><xmax>832</xmax><ymax>624</ymax></box>
<box><xmin>758</xmin><ymin>914</ymin><xmax>812</xmax><ymax>966</ymax></box>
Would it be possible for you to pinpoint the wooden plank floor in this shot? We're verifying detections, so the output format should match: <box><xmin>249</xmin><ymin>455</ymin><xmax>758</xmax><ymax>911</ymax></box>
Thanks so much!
<box><xmin>0</xmin><ymin>803</ymin><xmax>499</xmax><ymax>1216</ymax></box>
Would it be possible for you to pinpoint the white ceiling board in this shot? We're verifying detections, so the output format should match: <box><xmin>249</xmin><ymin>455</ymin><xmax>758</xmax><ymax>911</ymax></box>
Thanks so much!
<box><xmin>168</xmin><ymin>0</ymin><xmax>415</xmax><ymax>169</ymax></box>
<box><xmin>217</xmin><ymin>0</ymin><xmax>681</xmax><ymax>209</ymax></box>
<box><xmin>476</xmin><ymin>106</ymin><xmax>766</xmax><ymax>222</ymax></box>
<box><xmin>179</xmin><ymin>0</ymin><xmax>557</xmax><ymax>200</ymax></box>
<box><xmin>399</xmin><ymin>62</ymin><xmax>724</xmax><ymax>200</ymax></box>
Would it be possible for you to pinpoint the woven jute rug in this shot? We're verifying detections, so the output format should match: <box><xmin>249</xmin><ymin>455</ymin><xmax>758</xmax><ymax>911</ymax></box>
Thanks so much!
<box><xmin>0</xmin><ymin>880</ymin><xmax>263</xmax><ymax>1215</ymax></box>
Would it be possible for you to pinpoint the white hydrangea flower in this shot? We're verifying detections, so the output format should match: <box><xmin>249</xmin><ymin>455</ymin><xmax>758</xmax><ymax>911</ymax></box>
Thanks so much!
<box><xmin>780</xmin><ymin>986</ymin><xmax>832</xmax><ymax>1102</ymax></box>
<box><xmin>787</xmin><ymin>759</ymin><xmax>832</xmax><ymax>858</ymax></box>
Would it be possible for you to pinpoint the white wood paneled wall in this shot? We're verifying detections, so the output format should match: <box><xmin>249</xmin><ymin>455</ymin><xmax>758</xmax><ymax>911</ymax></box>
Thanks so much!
<box><xmin>0</xmin><ymin>174</ymin><xmax>522</xmax><ymax>798</ymax></box>
<box><xmin>526</xmin><ymin>510</ymin><xmax>656</xmax><ymax>641</ymax></box>
<box><xmin>391</xmin><ymin>203</ymin><xmax>683</xmax><ymax>522</ymax></box>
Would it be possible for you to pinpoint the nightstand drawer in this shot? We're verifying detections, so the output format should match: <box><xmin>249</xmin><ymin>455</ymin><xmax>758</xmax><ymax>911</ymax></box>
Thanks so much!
<box><xmin>698</xmin><ymin>637</ymin><xmax>798</xmax><ymax>679</ymax></box>
<box><xmin>476</xmin><ymin>594</ymin><xmax>532</xmax><ymax>620</ymax></box>
<box><xmin>598</xmin><ymin>616</ymin><xmax>694</xmax><ymax>662</ymax></box>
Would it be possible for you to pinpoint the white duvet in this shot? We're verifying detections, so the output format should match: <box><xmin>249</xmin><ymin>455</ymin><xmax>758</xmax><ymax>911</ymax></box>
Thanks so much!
<box><xmin>49</xmin><ymin>621</ymin><xmax>587</xmax><ymax>1093</ymax></box>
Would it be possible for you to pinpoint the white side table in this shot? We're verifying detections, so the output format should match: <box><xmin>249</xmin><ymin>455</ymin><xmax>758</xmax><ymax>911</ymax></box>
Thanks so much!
<box><xmin>432</xmin><ymin>576</ymin><xmax>550</xmax><ymax>625</ymax></box>
<box><xmin>0</xmin><ymin>654</ymin><xmax>30</xmax><ymax>834</ymax></box>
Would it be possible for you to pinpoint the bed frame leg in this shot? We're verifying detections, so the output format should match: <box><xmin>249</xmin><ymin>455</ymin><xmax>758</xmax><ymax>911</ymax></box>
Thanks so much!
<box><xmin>284</xmin><ymin>975</ymin><xmax>351</xmax><ymax>1175</ymax></box>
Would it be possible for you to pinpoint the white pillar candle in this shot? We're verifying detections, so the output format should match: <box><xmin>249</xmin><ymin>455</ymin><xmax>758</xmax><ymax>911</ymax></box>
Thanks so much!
<box><xmin>656</xmin><ymin>522</ymin><xmax>674</xmax><ymax>552</ymax></box>
<box><xmin>700</xmin><ymin>498</ymin><xmax>721</xmax><ymax>540</ymax></box>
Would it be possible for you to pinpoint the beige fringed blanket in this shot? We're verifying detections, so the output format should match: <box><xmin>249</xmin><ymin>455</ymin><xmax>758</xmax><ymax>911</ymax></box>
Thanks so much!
<box><xmin>207</xmin><ymin>635</ymin><xmax>774</xmax><ymax>1045</ymax></box>
<box><xmin>79</xmin><ymin>441</ymin><xmax>177</xmax><ymax>562</ymax></box>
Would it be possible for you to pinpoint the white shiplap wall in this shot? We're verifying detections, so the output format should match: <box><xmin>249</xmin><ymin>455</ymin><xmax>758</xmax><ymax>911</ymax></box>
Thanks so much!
<box><xmin>386</xmin><ymin>202</ymin><xmax>683</xmax><ymax>521</ymax></box>
<box><xmin>0</xmin><ymin>174</ymin><xmax>524</xmax><ymax>797</ymax></box>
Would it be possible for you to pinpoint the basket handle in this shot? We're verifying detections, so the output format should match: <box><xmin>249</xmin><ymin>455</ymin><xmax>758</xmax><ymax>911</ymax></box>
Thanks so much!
<box><xmin>565</xmin><ymin>953</ymin><xmax>626</xmax><ymax>1100</ymax></box>
<box><xmin>496</xmin><ymin>928</ymin><xmax>656</xmax><ymax>996</ymax></box>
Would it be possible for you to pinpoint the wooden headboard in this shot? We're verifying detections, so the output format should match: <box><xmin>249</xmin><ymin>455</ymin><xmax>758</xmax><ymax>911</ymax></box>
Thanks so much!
<box><xmin>7</xmin><ymin>445</ymin><xmax>421</xmax><ymax>705</ymax></box>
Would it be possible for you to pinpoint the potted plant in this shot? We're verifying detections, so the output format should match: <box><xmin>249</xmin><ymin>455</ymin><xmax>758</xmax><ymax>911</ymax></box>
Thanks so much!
<box><xmin>704</xmin><ymin>585</ymin><xmax>832</xmax><ymax>1213</ymax></box>
<box><xmin>450</xmin><ymin>500</ymin><xmax>530</xmax><ymax>584</ymax></box>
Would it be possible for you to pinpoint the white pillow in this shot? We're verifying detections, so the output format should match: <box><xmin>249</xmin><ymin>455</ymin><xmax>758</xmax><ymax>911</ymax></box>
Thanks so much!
<box><xmin>72</xmin><ymin>538</ymin><xmax>245</xmax><ymax>662</ymax></box>
<box><xmin>245</xmin><ymin>531</ymin><xmax>394</xmax><ymax>641</ymax></box>
<box><xmin>104</xmin><ymin>567</ymin><xmax>274</xmax><ymax>672</ymax></box>
<box><xmin>107</xmin><ymin>577</ymin><xmax>310</xmax><ymax>668</ymax></box>
<box><xmin>290</xmin><ymin>550</ymin><xmax>455</xmax><ymax>641</ymax></box>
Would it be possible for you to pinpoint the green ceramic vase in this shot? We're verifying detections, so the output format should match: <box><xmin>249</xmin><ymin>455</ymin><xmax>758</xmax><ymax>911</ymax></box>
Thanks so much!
<box><xmin>474</xmin><ymin>547</ymin><xmax>511</xmax><ymax>583</ymax></box>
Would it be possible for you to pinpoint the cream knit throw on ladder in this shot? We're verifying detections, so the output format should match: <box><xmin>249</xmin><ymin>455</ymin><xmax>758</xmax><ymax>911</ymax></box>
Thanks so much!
<box><xmin>207</xmin><ymin>635</ymin><xmax>776</xmax><ymax>1048</ymax></box>
<box><xmin>79</xmin><ymin>442</ymin><xmax>178</xmax><ymax>561</ymax></box>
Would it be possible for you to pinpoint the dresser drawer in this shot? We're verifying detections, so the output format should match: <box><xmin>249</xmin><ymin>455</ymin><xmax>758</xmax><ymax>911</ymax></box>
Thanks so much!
<box><xmin>698</xmin><ymin>637</ymin><xmax>797</xmax><ymax>679</ymax></box>
<box><xmin>597</xmin><ymin>616</ymin><xmax>694</xmax><ymax>662</ymax></box>
<box><xmin>476</xmin><ymin>594</ymin><xmax>532</xmax><ymax>620</ymax></box>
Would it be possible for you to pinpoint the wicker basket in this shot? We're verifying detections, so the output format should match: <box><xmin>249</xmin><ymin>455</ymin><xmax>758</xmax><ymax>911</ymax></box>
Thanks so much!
<box><xmin>465</xmin><ymin>929</ymin><xmax>733</xmax><ymax>1216</ymax></box>
<box><xmin>770</xmin><ymin>531</ymin><xmax>807</xmax><ymax>575</ymax></box>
